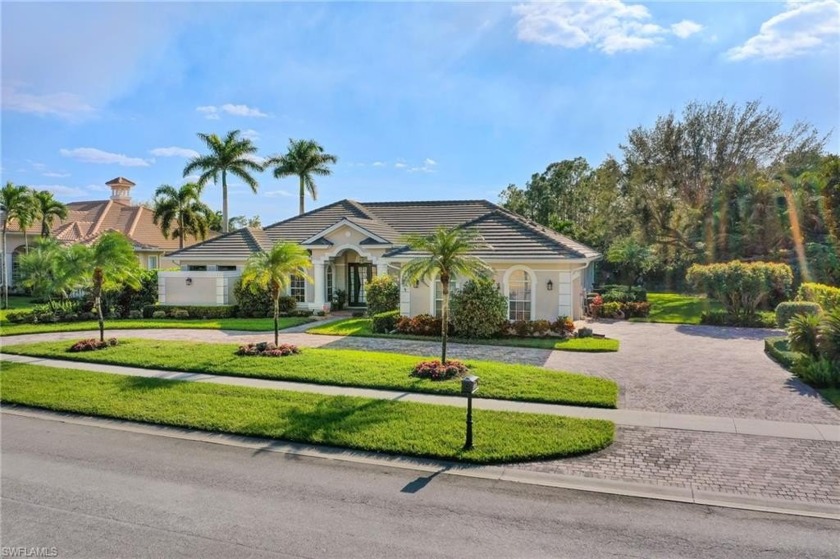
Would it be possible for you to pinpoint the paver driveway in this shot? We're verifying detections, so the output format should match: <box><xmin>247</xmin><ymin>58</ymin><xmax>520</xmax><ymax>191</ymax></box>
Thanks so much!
<box><xmin>2</xmin><ymin>320</ymin><xmax>838</xmax><ymax>423</ymax></box>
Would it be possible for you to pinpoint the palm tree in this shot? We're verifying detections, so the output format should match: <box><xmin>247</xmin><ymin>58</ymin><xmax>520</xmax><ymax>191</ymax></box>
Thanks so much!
<box><xmin>33</xmin><ymin>190</ymin><xmax>68</xmax><ymax>238</ymax></box>
<box><xmin>241</xmin><ymin>242</ymin><xmax>312</xmax><ymax>345</ymax></box>
<box><xmin>75</xmin><ymin>232</ymin><xmax>141</xmax><ymax>341</ymax></box>
<box><xmin>264</xmin><ymin>139</ymin><xmax>338</xmax><ymax>215</ymax></box>
<box><xmin>183</xmin><ymin>130</ymin><xmax>261</xmax><ymax>233</ymax></box>
<box><xmin>400</xmin><ymin>227</ymin><xmax>491</xmax><ymax>363</ymax></box>
<box><xmin>152</xmin><ymin>183</ymin><xmax>212</xmax><ymax>250</ymax></box>
<box><xmin>0</xmin><ymin>181</ymin><xmax>32</xmax><ymax>308</ymax></box>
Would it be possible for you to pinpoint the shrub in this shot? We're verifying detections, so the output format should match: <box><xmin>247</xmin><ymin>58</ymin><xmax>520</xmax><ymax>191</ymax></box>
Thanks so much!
<box><xmin>531</xmin><ymin>319</ymin><xmax>552</xmax><ymax>336</ymax></box>
<box><xmin>622</xmin><ymin>301</ymin><xmax>651</xmax><ymax>318</ymax></box>
<box><xmin>552</xmin><ymin>316</ymin><xmax>575</xmax><ymax>336</ymax></box>
<box><xmin>602</xmin><ymin>289</ymin><xmax>633</xmax><ymax>304</ymax></box>
<box><xmin>797</xmin><ymin>282</ymin><xmax>840</xmax><ymax>313</ymax></box>
<box><xmin>143</xmin><ymin>305</ymin><xmax>237</xmax><ymax>319</ymax></box>
<box><xmin>687</xmin><ymin>261</ymin><xmax>793</xmax><ymax>318</ymax></box>
<box><xmin>171</xmin><ymin>309</ymin><xmax>190</xmax><ymax>319</ymax></box>
<box><xmin>233</xmin><ymin>279</ymin><xmax>290</xmax><ymax>318</ymax></box>
<box><xmin>793</xmin><ymin>357</ymin><xmax>840</xmax><ymax>389</ymax></box>
<box><xmin>410</xmin><ymin>359</ymin><xmax>469</xmax><ymax>381</ymax></box>
<box><xmin>5</xmin><ymin>310</ymin><xmax>34</xmax><ymax>323</ymax></box>
<box><xmin>104</xmin><ymin>269</ymin><xmax>158</xmax><ymax>318</ymax></box>
<box><xmin>236</xmin><ymin>342</ymin><xmax>300</xmax><ymax>357</ymax></box>
<box><xmin>371</xmin><ymin>310</ymin><xmax>400</xmax><ymax>334</ymax></box>
<box><xmin>577</xmin><ymin>327</ymin><xmax>593</xmax><ymax>338</ymax></box>
<box><xmin>511</xmin><ymin>320</ymin><xmax>533</xmax><ymax>337</ymax></box>
<box><xmin>68</xmin><ymin>338</ymin><xmax>118</xmax><ymax>352</ymax></box>
<box><xmin>775</xmin><ymin>301</ymin><xmax>822</xmax><ymax>328</ymax></box>
<box><xmin>600</xmin><ymin>301</ymin><xmax>623</xmax><ymax>319</ymax></box>
<box><xmin>395</xmin><ymin>314</ymin><xmax>444</xmax><ymax>336</ymax></box>
<box><xmin>701</xmin><ymin>310</ymin><xmax>776</xmax><ymax>328</ymax></box>
<box><xmin>449</xmin><ymin>278</ymin><xmax>508</xmax><ymax>339</ymax></box>
<box><xmin>152</xmin><ymin>310</ymin><xmax>167</xmax><ymax>319</ymax></box>
<box><xmin>332</xmin><ymin>289</ymin><xmax>347</xmax><ymax>311</ymax></box>
<box><xmin>589</xmin><ymin>294</ymin><xmax>604</xmax><ymax>317</ymax></box>
<box><xmin>365</xmin><ymin>275</ymin><xmax>400</xmax><ymax>316</ymax></box>
<box><xmin>817</xmin><ymin>309</ymin><xmax>840</xmax><ymax>362</ymax></box>
<box><xmin>598</xmin><ymin>285</ymin><xmax>647</xmax><ymax>302</ymax></box>
<box><xmin>128</xmin><ymin>310</ymin><xmax>143</xmax><ymax>319</ymax></box>
<box><xmin>787</xmin><ymin>313</ymin><xmax>822</xmax><ymax>358</ymax></box>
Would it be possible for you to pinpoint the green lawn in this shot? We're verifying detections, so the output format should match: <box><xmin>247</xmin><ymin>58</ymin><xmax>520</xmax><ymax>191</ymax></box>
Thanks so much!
<box><xmin>819</xmin><ymin>388</ymin><xmax>840</xmax><ymax>408</ymax></box>
<box><xmin>0</xmin><ymin>363</ymin><xmax>614</xmax><ymax>464</ymax></box>
<box><xmin>0</xmin><ymin>316</ymin><xmax>312</xmax><ymax>337</ymax></box>
<box><xmin>307</xmin><ymin>318</ymin><xmax>619</xmax><ymax>352</ymax></box>
<box><xmin>2</xmin><ymin>339</ymin><xmax>619</xmax><ymax>408</ymax></box>
<box><xmin>0</xmin><ymin>296</ymin><xmax>39</xmax><ymax>321</ymax></box>
<box><xmin>631</xmin><ymin>292</ymin><xmax>724</xmax><ymax>325</ymax></box>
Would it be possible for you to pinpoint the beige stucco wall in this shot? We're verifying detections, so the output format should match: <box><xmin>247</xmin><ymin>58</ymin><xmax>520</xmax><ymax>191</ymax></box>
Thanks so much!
<box><xmin>158</xmin><ymin>271</ymin><xmax>240</xmax><ymax>306</ymax></box>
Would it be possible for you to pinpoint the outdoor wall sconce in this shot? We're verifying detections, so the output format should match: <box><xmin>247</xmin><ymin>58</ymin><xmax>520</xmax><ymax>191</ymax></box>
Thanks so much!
<box><xmin>186</xmin><ymin>277</ymin><xmax>193</xmax><ymax>286</ymax></box>
<box><xmin>546</xmin><ymin>279</ymin><xmax>553</xmax><ymax>291</ymax></box>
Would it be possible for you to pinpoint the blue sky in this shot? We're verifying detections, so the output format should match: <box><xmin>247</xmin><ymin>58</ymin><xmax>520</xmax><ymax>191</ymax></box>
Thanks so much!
<box><xmin>2</xmin><ymin>1</ymin><xmax>838</xmax><ymax>226</ymax></box>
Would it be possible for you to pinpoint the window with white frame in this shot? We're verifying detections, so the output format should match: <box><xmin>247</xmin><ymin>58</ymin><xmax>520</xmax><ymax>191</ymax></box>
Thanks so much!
<box><xmin>433</xmin><ymin>277</ymin><xmax>458</xmax><ymax>317</ymax></box>
<box><xmin>290</xmin><ymin>274</ymin><xmax>306</xmax><ymax>303</ymax></box>
<box><xmin>326</xmin><ymin>265</ymin><xmax>334</xmax><ymax>302</ymax></box>
<box><xmin>148</xmin><ymin>255</ymin><xmax>159</xmax><ymax>270</ymax></box>
<box><xmin>507</xmin><ymin>270</ymin><xmax>531</xmax><ymax>321</ymax></box>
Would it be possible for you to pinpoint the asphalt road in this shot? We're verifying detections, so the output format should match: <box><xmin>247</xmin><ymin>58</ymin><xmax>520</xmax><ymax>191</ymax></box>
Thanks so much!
<box><xmin>2</xmin><ymin>413</ymin><xmax>838</xmax><ymax>559</ymax></box>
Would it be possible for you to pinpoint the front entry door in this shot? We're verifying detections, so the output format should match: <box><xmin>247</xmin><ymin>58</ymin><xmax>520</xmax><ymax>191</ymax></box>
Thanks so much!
<box><xmin>347</xmin><ymin>263</ymin><xmax>372</xmax><ymax>307</ymax></box>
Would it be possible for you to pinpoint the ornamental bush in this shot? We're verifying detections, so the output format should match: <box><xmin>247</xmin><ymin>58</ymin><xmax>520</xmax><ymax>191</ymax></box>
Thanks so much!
<box><xmin>797</xmin><ymin>282</ymin><xmax>840</xmax><ymax>313</ymax></box>
<box><xmin>371</xmin><ymin>310</ymin><xmax>400</xmax><ymax>334</ymax></box>
<box><xmin>410</xmin><ymin>359</ymin><xmax>469</xmax><ymax>381</ymax></box>
<box><xmin>68</xmin><ymin>338</ymin><xmax>118</xmax><ymax>352</ymax></box>
<box><xmin>449</xmin><ymin>278</ymin><xmax>508</xmax><ymax>339</ymax></box>
<box><xmin>233</xmin><ymin>278</ymin><xmax>296</xmax><ymax>317</ymax></box>
<box><xmin>395</xmin><ymin>314</ymin><xmax>446</xmax><ymax>336</ymax></box>
<box><xmin>236</xmin><ymin>342</ymin><xmax>300</xmax><ymax>357</ymax></box>
<box><xmin>551</xmin><ymin>316</ymin><xmax>575</xmax><ymax>336</ymax></box>
<box><xmin>686</xmin><ymin>261</ymin><xmax>793</xmax><ymax>319</ymax></box>
<box><xmin>775</xmin><ymin>301</ymin><xmax>822</xmax><ymax>328</ymax></box>
<box><xmin>365</xmin><ymin>275</ymin><xmax>400</xmax><ymax>316</ymax></box>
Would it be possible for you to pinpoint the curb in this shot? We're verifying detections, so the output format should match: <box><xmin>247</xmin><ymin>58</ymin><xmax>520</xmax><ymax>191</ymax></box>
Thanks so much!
<box><xmin>4</xmin><ymin>405</ymin><xmax>839</xmax><ymax>521</ymax></box>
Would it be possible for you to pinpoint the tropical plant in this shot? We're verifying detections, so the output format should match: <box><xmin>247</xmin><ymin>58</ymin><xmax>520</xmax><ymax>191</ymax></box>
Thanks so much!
<box><xmin>32</xmin><ymin>189</ymin><xmax>68</xmax><ymax>238</ymax></box>
<box><xmin>151</xmin><ymin>183</ymin><xmax>212</xmax><ymax>250</ymax></box>
<box><xmin>687</xmin><ymin>261</ymin><xmax>793</xmax><ymax>319</ymax></box>
<box><xmin>183</xmin><ymin>130</ymin><xmax>261</xmax><ymax>233</ymax></box>
<box><xmin>400</xmin><ymin>227</ymin><xmax>491</xmax><ymax>363</ymax></box>
<box><xmin>240</xmin><ymin>242</ymin><xmax>312</xmax><ymax>345</ymax></box>
<box><xmin>263</xmin><ymin>138</ymin><xmax>338</xmax><ymax>215</ymax></box>
<box><xmin>606</xmin><ymin>237</ymin><xmax>655</xmax><ymax>293</ymax></box>
<box><xmin>817</xmin><ymin>309</ymin><xmax>840</xmax><ymax>362</ymax></box>
<box><xmin>1</xmin><ymin>181</ymin><xmax>32</xmax><ymax>308</ymax></box>
<box><xmin>787</xmin><ymin>313</ymin><xmax>822</xmax><ymax>358</ymax></box>
<box><xmin>365</xmin><ymin>274</ymin><xmax>400</xmax><ymax>316</ymax></box>
<box><xmin>450</xmin><ymin>278</ymin><xmax>508</xmax><ymax>339</ymax></box>
<box><xmin>17</xmin><ymin>237</ymin><xmax>67</xmax><ymax>300</ymax></box>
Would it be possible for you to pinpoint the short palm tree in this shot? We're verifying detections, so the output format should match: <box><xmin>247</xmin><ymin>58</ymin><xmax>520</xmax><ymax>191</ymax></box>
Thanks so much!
<box><xmin>400</xmin><ymin>227</ymin><xmax>491</xmax><ymax>363</ymax></box>
<box><xmin>152</xmin><ymin>183</ymin><xmax>212</xmax><ymax>250</ymax></box>
<box><xmin>17</xmin><ymin>237</ymin><xmax>66</xmax><ymax>300</ymax></box>
<box><xmin>264</xmin><ymin>139</ymin><xmax>338</xmax><ymax>215</ymax></box>
<box><xmin>241</xmin><ymin>242</ymin><xmax>312</xmax><ymax>346</ymax></box>
<box><xmin>33</xmin><ymin>189</ymin><xmax>68</xmax><ymax>238</ymax></box>
<box><xmin>1</xmin><ymin>181</ymin><xmax>32</xmax><ymax>308</ymax></box>
<box><xmin>183</xmin><ymin>130</ymin><xmax>261</xmax><ymax>233</ymax></box>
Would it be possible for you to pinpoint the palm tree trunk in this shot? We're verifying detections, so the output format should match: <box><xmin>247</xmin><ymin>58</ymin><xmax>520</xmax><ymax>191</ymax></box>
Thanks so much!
<box><xmin>1</xmin><ymin>222</ymin><xmax>7</xmax><ymax>309</ymax></box>
<box><xmin>179</xmin><ymin>214</ymin><xmax>184</xmax><ymax>250</ymax></box>
<box><xmin>41</xmin><ymin>218</ymin><xmax>49</xmax><ymax>238</ymax></box>
<box><xmin>222</xmin><ymin>171</ymin><xmax>229</xmax><ymax>234</ymax></box>
<box><xmin>299</xmin><ymin>175</ymin><xmax>305</xmax><ymax>215</ymax></box>
<box><xmin>273</xmin><ymin>294</ymin><xmax>280</xmax><ymax>346</ymax></box>
<box><xmin>93</xmin><ymin>268</ymin><xmax>105</xmax><ymax>342</ymax></box>
<box><xmin>441</xmin><ymin>278</ymin><xmax>449</xmax><ymax>364</ymax></box>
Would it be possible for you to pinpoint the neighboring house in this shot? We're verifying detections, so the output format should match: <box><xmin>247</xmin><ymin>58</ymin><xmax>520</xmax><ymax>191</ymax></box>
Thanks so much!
<box><xmin>2</xmin><ymin>177</ymin><xmax>210</xmax><ymax>288</ymax></box>
<box><xmin>161</xmin><ymin>199</ymin><xmax>601</xmax><ymax>320</ymax></box>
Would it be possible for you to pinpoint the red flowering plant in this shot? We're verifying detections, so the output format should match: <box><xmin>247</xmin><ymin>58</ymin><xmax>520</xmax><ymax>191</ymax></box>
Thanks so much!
<box><xmin>68</xmin><ymin>338</ymin><xmax>119</xmax><ymax>352</ymax></box>
<box><xmin>236</xmin><ymin>342</ymin><xmax>300</xmax><ymax>357</ymax></box>
<box><xmin>410</xmin><ymin>359</ymin><xmax>469</xmax><ymax>381</ymax></box>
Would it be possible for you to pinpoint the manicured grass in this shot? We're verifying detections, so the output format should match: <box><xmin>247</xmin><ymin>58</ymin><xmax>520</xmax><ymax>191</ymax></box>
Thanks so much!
<box><xmin>0</xmin><ymin>317</ymin><xmax>312</xmax><ymax>337</ymax></box>
<box><xmin>0</xmin><ymin>363</ymin><xmax>614</xmax><ymax>464</ymax></box>
<box><xmin>2</xmin><ymin>339</ymin><xmax>619</xmax><ymax>408</ymax></box>
<box><xmin>307</xmin><ymin>318</ymin><xmax>619</xmax><ymax>352</ymax></box>
<box><xmin>631</xmin><ymin>292</ymin><xmax>723</xmax><ymax>325</ymax></box>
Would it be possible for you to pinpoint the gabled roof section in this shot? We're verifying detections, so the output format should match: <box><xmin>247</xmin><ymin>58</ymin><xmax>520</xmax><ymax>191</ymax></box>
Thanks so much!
<box><xmin>167</xmin><ymin>227</ymin><xmax>267</xmax><ymax>259</ymax></box>
<box><xmin>106</xmin><ymin>177</ymin><xmax>136</xmax><ymax>186</ymax></box>
<box><xmin>263</xmin><ymin>199</ymin><xmax>372</xmax><ymax>244</ymax></box>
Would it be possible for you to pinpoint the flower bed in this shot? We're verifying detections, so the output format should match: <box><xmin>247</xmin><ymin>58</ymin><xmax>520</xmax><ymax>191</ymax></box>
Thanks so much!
<box><xmin>236</xmin><ymin>342</ymin><xmax>300</xmax><ymax>357</ymax></box>
<box><xmin>410</xmin><ymin>359</ymin><xmax>469</xmax><ymax>381</ymax></box>
<box><xmin>68</xmin><ymin>338</ymin><xmax>119</xmax><ymax>352</ymax></box>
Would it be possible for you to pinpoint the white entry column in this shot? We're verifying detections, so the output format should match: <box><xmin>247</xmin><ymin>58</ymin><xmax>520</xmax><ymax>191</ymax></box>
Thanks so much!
<box><xmin>313</xmin><ymin>261</ymin><xmax>326</xmax><ymax>309</ymax></box>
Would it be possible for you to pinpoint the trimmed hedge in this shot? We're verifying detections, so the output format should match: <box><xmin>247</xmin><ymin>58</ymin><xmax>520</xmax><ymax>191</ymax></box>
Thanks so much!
<box><xmin>450</xmin><ymin>278</ymin><xmax>508</xmax><ymax>339</ymax></box>
<box><xmin>233</xmin><ymin>278</ymin><xmax>296</xmax><ymax>318</ymax></box>
<box><xmin>371</xmin><ymin>310</ymin><xmax>400</xmax><ymax>334</ymax></box>
<box><xmin>764</xmin><ymin>337</ymin><xmax>800</xmax><ymax>369</ymax></box>
<box><xmin>596</xmin><ymin>285</ymin><xmax>647</xmax><ymax>302</ymax></box>
<box><xmin>797</xmin><ymin>282</ymin><xmax>840</xmax><ymax>313</ymax></box>
<box><xmin>700</xmin><ymin>310</ymin><xmax>776</xmax><ymax>328</ymax></box>
<box><xmin>365</xmin><ymin>275</ymin><xmax>400</xmax><ymax>316</ymax></box>
<box><xmin>143</xmin><ymin>305</ymin><xmax>238</xmax><ymax>319</ymax></box>
<box><xmin>775</xmin><ymin>301</ymin><xmax>822</xmax><ymax>328</ymax></box>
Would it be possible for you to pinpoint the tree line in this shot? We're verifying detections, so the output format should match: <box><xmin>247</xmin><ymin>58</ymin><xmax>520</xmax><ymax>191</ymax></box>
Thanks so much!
<box><xmin>499</xmin><ymin>99</ymin><xmax>839</xmax><ymax>288</ymax></box>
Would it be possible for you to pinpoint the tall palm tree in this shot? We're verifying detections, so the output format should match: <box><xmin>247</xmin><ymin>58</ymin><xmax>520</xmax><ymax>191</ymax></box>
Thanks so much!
<box><xmin>152</xmin><ymin>183</ymin><xmax>212</xmax><ymax>250</ymax></box>
<box><xmin>0</xmin><ymin>181</ymin><xmax>32</xmax><ymax>308</ymax></box>
<box><xmin>241</xmin><ymin>242</ymin><xmax>312</xmax><ymax>345</ymax></box>
<box><xmin>73</xmin><ymin>232</ymin><xmax>141</xmax><ymax>341</ymax></box>
<box><xmin>400</xmin><ymin>227</ymin><xmax>491</xmax><ymax>363</ymax></box>
<box><xmin>263</xmin><ymin>139</ymin><xmax>338</xmax><ymax>215</ymax></box>
<box><xmin>183</xmin><ymin>130</ymin><xmax>261</xmax><ymax>233</ymax></box>
<box><xmin>33</xmin><ymin>189</ymin><xmax>68</xmax><ymax>238</ymax></box>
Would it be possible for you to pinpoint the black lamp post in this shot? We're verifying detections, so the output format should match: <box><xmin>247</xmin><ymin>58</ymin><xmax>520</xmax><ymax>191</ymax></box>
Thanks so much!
<box><xmin>461</xmin><ymin>375</ymin><xmax>479</xmax><ymax>450</ymax></box>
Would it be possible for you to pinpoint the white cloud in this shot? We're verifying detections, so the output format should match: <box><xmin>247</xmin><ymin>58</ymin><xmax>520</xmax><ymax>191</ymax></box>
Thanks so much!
<box><xmin>424</xmin><ymin>158</ymin><xmax>437</xmax><ymax>166</ymax></box>
<box><xmin>149</xmin><ymin>146</ymin><xmax>200</xmax><ymax>158</ymax></box>
<box><xmin>196</xmin><ymin>104</ymin><xmax>268</xmax><ymax>119</ymax></box>
<box><xmin>671</xmin><ymin>20</ymin><xmax>703</xmax><ymax>39</ymax></box>
<box><xmin>241</xmin><ymin>129</ymin><xmax>260</xmax><ymax>140</ymax></box>
<box><xmin>196</xmin><ymin>105</ymin><xmax>221</xmax><ymax>120</ymax></box>
<box><xmin>513</xmin><ymin>1</ymin><xmax>702</xmax><ymax>54</ymax></box>
<box><xmin>727</xmin><ymin>0</ymin><xmax>840</xmax><ymax>61</ymax></box>
<box><xmin>2</xmin><ymin>84</ymin><xmax>95</xmax><ymax>119</ymax></box>
<box><xmin>42</xmin><ymin>172</ymin><xmax>70</xmax><ymax>178</ymax></box>
<box><xmin>264</xmin><ymin>189</ymin><xmax>293</xmax><ymax>198</ymax></box>
<box><xmin>30</xmin><ymin>184</ymin><xmax>87</xmax><ymax>198</ymax></box>
<box><xmin>244</xmin><ymin>153</ymin><xmax>267</xmax><ymax>165</ymax></box>
<box><xmin>407</xmin><ymin>158</ymin><xmax>438</xmax><ymax>174</ymax></box>
<box><xmin>59</xmin><ymin>147</ymin><xmax>151</xmax><ymax>167</ymax></box>
<box><xmin>372</xmin><ymin>161</ymin><xmax>386</xmax><ymax>167</ymax></box>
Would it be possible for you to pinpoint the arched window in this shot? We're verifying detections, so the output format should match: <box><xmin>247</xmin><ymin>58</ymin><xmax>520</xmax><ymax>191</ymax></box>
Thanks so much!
<box><xmin>507</xmin><ymin>269</ymin><xmax>532</xmax><ymax>321</ymax></box>
<box><xmin>11</xmin><ymin>246</ymin><xmax>27</xmax><ymax>287</ymax></box>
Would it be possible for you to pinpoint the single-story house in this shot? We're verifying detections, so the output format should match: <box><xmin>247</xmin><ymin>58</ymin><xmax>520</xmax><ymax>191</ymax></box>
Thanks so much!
<box><xmin>161</xmin><ymin>199</ymin><xmax>601</xmax><ymax>320</ymax></box>
<box><xmin>2</xmin><ymin>177</ymin><xmax>210</xmax><ymax>288</ymax></box>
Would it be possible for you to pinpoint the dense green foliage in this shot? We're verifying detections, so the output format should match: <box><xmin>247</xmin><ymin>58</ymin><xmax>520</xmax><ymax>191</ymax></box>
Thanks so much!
<box><xmin>370</xmin><ymin>310</ymin><xmax>400</xmax><ymax>334</ymax></box>
<box><xmin>775</xmin><ymin>301</ymin><xmax>822</xmax><ymax>328</ymax></box>
<box><xmin>263</xmin><ymin>138</ymin><xmax>338</xmax><ymax>215</ymax></box>
<box><xmin>233</xmin><ymin>278</ymin><xmax>296</xmax><ymax>317</ymax></box>
<box><xmin>787</xmin><ymin>313</ymin><xmax>822</xmax><ymax>358</ymax></box>
<box><xmin>365</xmin><ymin>275</ymin><xmax>400</xmax><ymax>316</ymax></box>
<box><xmin>797</xmin><ymin>282</ymin><xmax>840</xmax><ymax>313</ymax></box>
<box><xmin>151</xmin><ymin>183</ymin><xmax>212</xmax><ymax>249</ymax></box>
<box><xmin>142</xmin><ymin>304</ymin><xmax>237</xmax><ymax>319</ymax></box>
<box><xmin>3</xmin><ymin>339</ymin><xmax>620</xmax><ymax>407</ymax></box>
<box><xmin>0</xmin><ymin>363</ymin><xmax>615</xmax><ymax>463</ymax></box>
<box><xmin>687</xmin><ymin>261</ymin><xmax>793</xmax><ymax>319</ymax></box>
<box><xmin>449</xmin><ymin>278</ymin><xmax>508</xmax><ymax>339</ymax></box>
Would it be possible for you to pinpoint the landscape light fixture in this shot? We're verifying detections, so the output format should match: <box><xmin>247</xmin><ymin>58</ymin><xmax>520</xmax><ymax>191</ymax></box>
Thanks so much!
<box><xmin>461</xmin><ymin>375</ymin><xmax>479</xmax><ymax>450</ymax></box>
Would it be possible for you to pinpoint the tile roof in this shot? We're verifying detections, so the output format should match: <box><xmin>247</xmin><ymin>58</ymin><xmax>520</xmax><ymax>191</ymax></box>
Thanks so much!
<box><xmin>169</xmin><ymin>199</ymin><xmax>600</xmax><ymax>261</ymax></box>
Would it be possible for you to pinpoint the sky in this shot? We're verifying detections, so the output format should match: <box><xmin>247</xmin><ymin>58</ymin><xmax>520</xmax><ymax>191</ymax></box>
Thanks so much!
<box><xmin>2</xmin><ymin>1</ymin><xmax>839</xmax><ymax>226</ymax></box>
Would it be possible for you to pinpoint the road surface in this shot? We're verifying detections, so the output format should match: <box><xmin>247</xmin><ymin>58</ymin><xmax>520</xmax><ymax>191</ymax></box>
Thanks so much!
<box><xmin>2</xmin><ymin>413</ymin><xmax>837</xmax><ymax>558</ymax></box>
